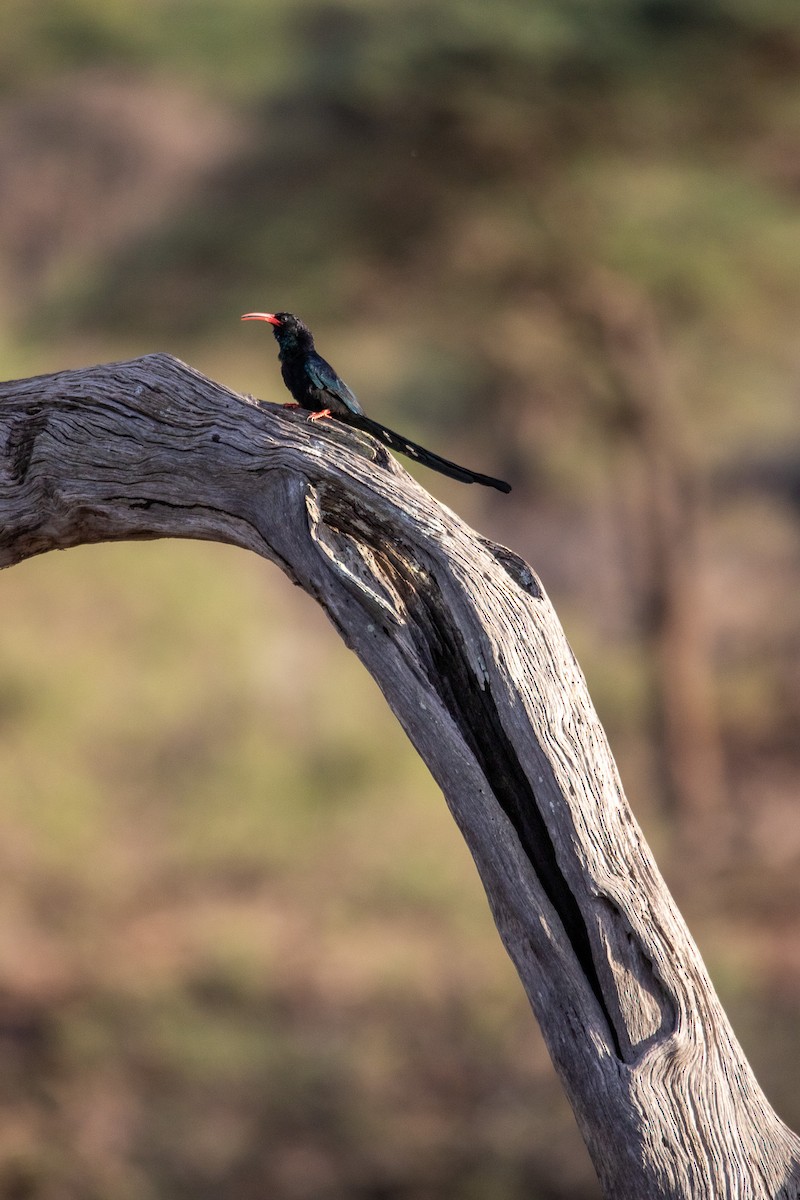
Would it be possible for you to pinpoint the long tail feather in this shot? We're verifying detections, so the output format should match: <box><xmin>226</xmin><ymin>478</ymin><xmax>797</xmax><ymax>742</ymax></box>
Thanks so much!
<box><xmin>344</xmin><ymin>414</ymin><xmax>511</xmax><ymax>494</ymax></box>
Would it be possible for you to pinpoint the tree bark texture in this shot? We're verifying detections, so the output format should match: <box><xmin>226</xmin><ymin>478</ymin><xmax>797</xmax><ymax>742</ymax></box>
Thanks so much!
<box><xmin>1</xmin><ymin>355</ymin><xmax>798</xmax><ymax>1199</ymax></box>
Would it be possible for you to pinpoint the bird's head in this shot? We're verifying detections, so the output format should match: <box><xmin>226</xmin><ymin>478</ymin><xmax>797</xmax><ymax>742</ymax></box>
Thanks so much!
<box><xmin>241</xmin><ymin>310</ymin><xmax>313</xmax><ymax>352</ymax></box>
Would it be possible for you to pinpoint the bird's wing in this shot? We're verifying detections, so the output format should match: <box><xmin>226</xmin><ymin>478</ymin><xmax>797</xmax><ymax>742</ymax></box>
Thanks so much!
<box><xmin>305</xmin><ymin>353</ymin><xmax>364</xmax><ymax>416</ymax></box>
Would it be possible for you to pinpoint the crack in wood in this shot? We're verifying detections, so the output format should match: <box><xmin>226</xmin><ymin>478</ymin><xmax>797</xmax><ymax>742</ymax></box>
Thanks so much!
<box><xmin>387</xmin><ymin>557</ymin><xmax>623</xmax><ymax>1057</ymax></box>
<box><xmin>478</xmin><ymin>537</ymin><xmax>544</xmax><ymax>599</ymax></box>
<box><xmin>4</xmin><ymin>410</ymin><xmax>48</xmax><ymax>483</ymax></box>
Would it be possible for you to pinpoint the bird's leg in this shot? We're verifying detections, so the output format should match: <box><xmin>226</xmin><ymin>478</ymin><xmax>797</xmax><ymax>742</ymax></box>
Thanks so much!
<box><xmin>282</xmin><ymin>402</ymin><xmax>301</xmax><ymax>410</ymax></box>
<box><xmin>307</xmin><ymin>409</ymin><xmax>332</xmax><ymax>422</ymax></box>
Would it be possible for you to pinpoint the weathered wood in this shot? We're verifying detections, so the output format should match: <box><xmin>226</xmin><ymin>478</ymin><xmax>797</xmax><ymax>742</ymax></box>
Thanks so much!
<box><xmin>1</xmin><ymin>354</ymin><xmax>798</xmax><ymax>1199</ymax></box>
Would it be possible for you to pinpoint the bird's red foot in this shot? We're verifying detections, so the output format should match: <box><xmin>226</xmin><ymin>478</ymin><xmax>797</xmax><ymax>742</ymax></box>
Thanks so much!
<box><xmin>283</xmin><ymin>402</ymin><xmax>301</xmax><ymax>410</ymax></box>
<box><xmin>307</xmin><ymin>409</ymin><xmax>331</xmax><ymax>422</ymax></box>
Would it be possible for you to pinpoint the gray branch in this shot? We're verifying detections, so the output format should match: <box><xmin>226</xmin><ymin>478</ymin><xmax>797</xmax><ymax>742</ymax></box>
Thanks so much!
<box><xmin>1</xmin><ymin>354</ymin><xmax>798</xmax><ymax>1198</ymax></box>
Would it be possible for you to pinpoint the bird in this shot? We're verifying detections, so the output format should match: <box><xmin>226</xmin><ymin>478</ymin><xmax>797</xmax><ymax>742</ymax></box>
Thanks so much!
<box><xmin>241</xmin><ymin>311</ymin><xmax>511</xmax><ymax>493</ymax></box>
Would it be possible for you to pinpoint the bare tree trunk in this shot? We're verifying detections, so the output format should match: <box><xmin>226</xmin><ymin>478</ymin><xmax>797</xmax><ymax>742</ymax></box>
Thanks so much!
<box><xmin>1</xmin><ymin>355</ymin><xmax>798</xmax><ymax>1199</ymax></box>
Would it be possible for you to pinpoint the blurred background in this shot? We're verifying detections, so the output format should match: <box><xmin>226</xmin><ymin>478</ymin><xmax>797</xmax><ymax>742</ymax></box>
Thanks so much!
<box><xmin>1</xmin><ymin>1</ymin><xmax>799</xmax><ymax>1196</ymax></box>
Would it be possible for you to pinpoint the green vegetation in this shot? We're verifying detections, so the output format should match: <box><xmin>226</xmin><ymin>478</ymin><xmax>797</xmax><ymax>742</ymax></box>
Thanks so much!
<box><xmin>1</xmin><ymin>2</ymin><xmax>800</xmax><ymax>1196</ymax></box>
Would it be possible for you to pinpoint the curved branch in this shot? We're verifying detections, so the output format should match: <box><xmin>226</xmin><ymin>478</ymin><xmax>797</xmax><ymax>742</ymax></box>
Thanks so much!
<box><xmin>1</xmin><ymin>354</ymin><xmax>798</xmax><ymax>1198</ymax></box>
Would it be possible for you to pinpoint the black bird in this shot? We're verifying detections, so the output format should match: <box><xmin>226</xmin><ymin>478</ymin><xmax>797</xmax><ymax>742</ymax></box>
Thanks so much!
<box><xmin>241</xmin><ymin>311</ymin><xmax>511</xmax><ymax>493</ymax></box>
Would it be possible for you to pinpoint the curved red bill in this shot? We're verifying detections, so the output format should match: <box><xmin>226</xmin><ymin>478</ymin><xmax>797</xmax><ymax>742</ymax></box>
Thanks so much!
<box><xmin>241</xmin><ymin>312</ymin><xmax>281</xmax><ymax>325</ymax></box>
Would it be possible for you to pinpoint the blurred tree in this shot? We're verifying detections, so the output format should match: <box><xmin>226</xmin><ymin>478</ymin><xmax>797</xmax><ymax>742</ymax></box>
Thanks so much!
<box><xmin>560</xmin><ymin>270</ymin><xmax>728</xmax><ymax>835</ymax></box>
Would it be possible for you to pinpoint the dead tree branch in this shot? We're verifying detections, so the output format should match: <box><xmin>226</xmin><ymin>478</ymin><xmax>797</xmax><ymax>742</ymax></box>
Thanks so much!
<box><xmin>1</xmin><ymin>354</ymin><xmax>798</xmax><ymax>1198</ymax></box>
